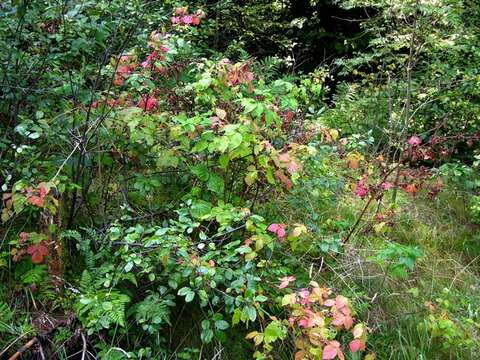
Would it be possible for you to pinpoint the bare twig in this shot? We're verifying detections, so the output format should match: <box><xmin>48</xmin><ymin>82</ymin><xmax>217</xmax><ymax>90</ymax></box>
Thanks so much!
<box><xmin>7</xmin><ymin>337</ymin><xmax>38</xmax><ymax>360</ymax></box>
<box><xmin>80</xmin><ymin>331</ymin><xmax>87</xmax><ymax>360</ymax></box>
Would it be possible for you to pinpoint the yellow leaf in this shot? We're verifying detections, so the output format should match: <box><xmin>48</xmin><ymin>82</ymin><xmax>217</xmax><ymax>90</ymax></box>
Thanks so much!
<box><xmin>254</xmin><ymin>334</ymin><xmax>264</xmax><ymax>346</ymax></box>
<box><xmin>281</xmin><ymin>293</ymin><xmax>297</xmax><ymax>306</ymax></box>
<box><xmin>373</xmin><ymin>222</ymin><xmax>387</xmax><ymax>234</ymax></box>
<box><xmin>329</xmin><ymin>129</ymin><xmax>339</xmax><ymax>141</ymax></box>
<box><xmin>160</xmin><ymin>254</ymin><xmax>169</xmax><ymax>267</ymax></box>
<box><xmin>255</xmin><ymin>237</ymin><xmax>264</xmax><ymax>251</ymax></box>
<box><xmin>246</xmin><ymin>331</ymin><xmax>259</xmax><ymax>340</ymax></box>
<box><xmin>352</xmin><ymin>323</ymin><xmax>364</xmax><ymax>339</ymax></box>
<box><xmin>215</xmin><ymin>108</ymin><xmax>227</xmax><ymax>120</ymax></box>
<box><xmin>291</xmin><ymin>227</ymin><xmax>302</xmax><ymax>237</ymax></box>
<box><xmin>1</xmin><ymin>208</ymin><xmax>13</xmax><ymax>223</ymax></box>
<box><xmin>245</xmin><ymin>251</ymin><xmax>257</xmax><ymax>261</ymax></box>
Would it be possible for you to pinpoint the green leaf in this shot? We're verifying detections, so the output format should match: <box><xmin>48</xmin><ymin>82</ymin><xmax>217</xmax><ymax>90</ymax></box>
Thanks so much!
<box><xmin>198</xmin><ymin>78</ymin><xmax>211</xmax><ymax>89</ymax></box>
<box><xmin>207</xmin><ymin>173</ymin><xmax>224</xmax><ymax>195</ymax></box>
<box><xmin>124</xmin><ymin>261</ymin><xmax>134</xmax><ymax>273</ymax></box>
<box><xmin>228</xmin><ymin>133</ymin><xmax>243</xmax><ymax>150</ymax></box>
<box><xmin>191</xmin><ymin>164</ymin><xmax>209</xmax><ymax>181</ymax></box>
<box><xmin>245</xmin><ymin>170</ymin><xmax>258</xmax><ymax>186</ymax></box>
<box><xmin>178</xmin><ymin>287</ymin><xmax>191</xmax><ymax>296</ymax></box>
<box><xmin>242</xmin><ymin>99</ymin><xmax>257</xmax><ymax>113</ymax></box>
<box><xmin>215</xmin><ymin>320</ymin><xmax>229</xmax><ymax>330</ymax></box>
<box><xmin>255</xmin><ymin>295</ymin><xmax>268</xmax><ymax>302</ymax></box>
<box><xmin>264</xmin><ymin>320</ymin><xmax>286</xmax><ymax>344</ymax></box>
<box><xmin>232</xmin><ymin>308</ymin><xmax>241</xmax><ymax>326</ymax></box>
<box><xmin>185</xmin><ymin>291</ymin><xmax>195</xmax><ymax>303</ymax></box>
<box><xmin>201</xmin><ymin>320</ymin><xmax>210</xmax><ymax>330</ymax></box>
<box><xmin>244</xmin><ymin>305</ymin><xmax>256</xmax><ymax>322</ymax></box>
<box><xmin>201</xmin><ymin>328</ymin><xmax>214</xmax><ymax>343</ymax></box>
<box><xmin>219</xmin><ymin>154</ymin><xmax>230</xmax><ymax>169</ymax></box>
<box><xmin>191</xmin><ymin>200</ymin><xmax>212</xmax><ymax>219</ymax></box>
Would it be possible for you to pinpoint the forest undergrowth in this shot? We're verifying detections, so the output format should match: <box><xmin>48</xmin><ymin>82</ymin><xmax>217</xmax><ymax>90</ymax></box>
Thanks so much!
<box><xmin>1</xmin><ymin>0</ymin><xmax>479</xmax><ymax>359</ymax></box>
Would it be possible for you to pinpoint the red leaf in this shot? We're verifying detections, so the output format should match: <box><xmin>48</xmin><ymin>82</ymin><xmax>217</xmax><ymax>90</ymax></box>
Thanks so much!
<box><xmin>408</xmin><ymin>136</ymin><xmax>421</xmax><ymax>146</ymax></box>
<box><xmin>191</xmin><ymin>16</ymin><xmax>201</xmax><ymax>25</ymax></box>
<box><xmin>19</xmin><ymin>232</ymin><xmax>29</xmax><ymax>243</ymax></box>
<box><xmin>39</xmin><ymin>185</ymin><xmax>47</xmax><ymax>198</ymax></box>
<box><xmin>37</xmin><ymin>244</ymin><xmax>49</xmax><ymax>256</ymax></box>
<box><xmin>117</xmin><ymin>65</ymin><xmax>131</xmax><ymax>75</ymax></box>
<box><xmin>335</xmin><ymin>295</ymin><xmax>348</xmax><ymax>309</ymax></box>
<box><xmin>28</xmin><ymin>196</ymin><xmax>44</xmax><ymax>207</ymax></box>
<box><xmin>324</xmin><ymin>299</ymin><xmax>335</xmax><ymax>307</ymax></box>
<box><xmin>182</xmin><ymin>15</ymin><xmax>193</xmax><ymax>24</ymax></box>
<box><xmin>285</xmin><ymin>111</ymin><xmax>294</xmax><ymax>122</ymax></box>
<box><xmin>31</xmin><ymin>251</ymin><xmax>44</xmax><ymax>264</ymax></box>
<box><xmin>343</xmin><ymin>315</ymin><xmax>354</xmax><ymax>329</ymax></box>
<box><xmin>175</xmin><ymin>7</ymin><xmax>186</xmax><ymax>15</ymax></box>
<box><xmin>268</xmin><ymin>223</ymin><xmax>280</xmax><ymax>232</ymax></box>
<box><xmin>278</xmin><ymin>275</ymin><xmax>295</xmax><ymax>289</ymax></box>
<box><xmin>404</xmin><ymin>183</ymin><xmax>418</xmax><ymax>196</ymax></box>
<box><xmin>113</xmin><ymin>76</ymin><xmax>124</xmax><ymax>86</ymax></box>
<box><xmin>141</xmin><ymin>50</ymin><xmax>159</xmax><ymax>68</ymax></box>
<box><xmin>331</xmin><ymin>314</ymin><xmax>345</xmax><ymax>326</ymax></box>
<box><xmin>349</xmin><ymin>339</ymin><xmax>365</xmax><ymax>353</ymax></box>
<box><xmin>323</xmin><ymin>341</ymin><xmax>341</xmax><ymax>359</ymax></box>
<box><xmin>138</xmin><ymin>95</ymin><xmax>158</xmax><ymax>112</ymax></box>
<box><xmin>381</xmin><ymin>182</ymin><xmax>393</xmax><ymax>190</ymax></box>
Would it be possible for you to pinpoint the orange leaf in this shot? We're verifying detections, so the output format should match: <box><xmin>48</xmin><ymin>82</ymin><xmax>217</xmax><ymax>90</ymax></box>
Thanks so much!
<box><xmin>275</xmin><ymin>170</ymin><xmax>293</xmax><ymax>190</ymax></box>
<box><xmin>348</xmin><ymin>159</ymin><xmax>359</xmax><ymax>169</ymax></box>
<box><xmin>295</xmin><ymin>351</ymin><xmax>306</xmax><ymax>360</ymax></box>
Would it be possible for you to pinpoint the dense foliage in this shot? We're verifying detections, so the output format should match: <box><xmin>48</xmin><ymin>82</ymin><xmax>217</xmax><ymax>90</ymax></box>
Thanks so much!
<box><xmin>1</xmin><ymin>1</ymin><xmax>479</xmax><ymax>359</ymax></box>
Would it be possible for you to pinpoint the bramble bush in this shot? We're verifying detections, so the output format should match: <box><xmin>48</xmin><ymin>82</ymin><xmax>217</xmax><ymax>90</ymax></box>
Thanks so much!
<box><xmin>0</xmin><ymin>2</ymin><xmax>369</xmax><ymax>359</ymax></box>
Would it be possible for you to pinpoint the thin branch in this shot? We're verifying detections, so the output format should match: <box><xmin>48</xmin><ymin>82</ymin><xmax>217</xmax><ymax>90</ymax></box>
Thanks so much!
<box><xmin>80</xmin><ymin>331</ymin><xmax>87</xmax><ymax>360</ymax></box>
<box><xmin>7</xmin><ymin>337</ymin><xmax>38</xmax><ymax>360</ymax></box>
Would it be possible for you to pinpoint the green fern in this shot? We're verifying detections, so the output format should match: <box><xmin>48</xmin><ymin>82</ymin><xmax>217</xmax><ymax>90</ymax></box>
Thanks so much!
<box><xmin>79</xmin><ymin>270</ymin><xmax>93</xmax><ymax>293</ymax></box>
<box><xmin>20</xmin><ymin>265</ymin><xmax>48</xmax><ymax>285</ymax></box>
<box><xmin>75</xmin><ymin>289</ymin><xmax>130</xmax><ymax>335</ymax></box>
<box><xmin>63</xmin><ymin>228</ymin><xmax>98</xmax><ymax>270</ymax></box>
<box><xmin>59</xmin><ymin>230</ymin><xmax>81</xmax><ymax>242</ymax></box>
<box><xmin>0</xmin><ymin>301</ymin><xmax>13</xmax><ymax>332</ymax></box>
